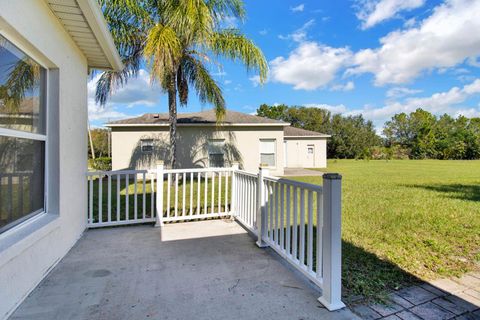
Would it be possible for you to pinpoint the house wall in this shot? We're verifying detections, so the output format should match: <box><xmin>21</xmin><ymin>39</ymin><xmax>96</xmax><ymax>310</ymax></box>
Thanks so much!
<box><xmin>0</xmin><ymin>1</ymin><xmax>88</xmax><ymax>318</ymax></box>
<box><xmin>284</xmin><ymin>137</ymin><xmax>328</xmax><ymax>168</ymax></box>
<box><xmin>111</xmin><ymin>125</ymin><xmax>286</xmax><ymax>176</ymax></box>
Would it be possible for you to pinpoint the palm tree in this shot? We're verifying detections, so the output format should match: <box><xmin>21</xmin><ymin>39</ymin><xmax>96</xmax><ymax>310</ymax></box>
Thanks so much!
<box><xmin>95</xmin><ymin>0</ymin><xmax>268</xmax><ymax>168</ymax></box>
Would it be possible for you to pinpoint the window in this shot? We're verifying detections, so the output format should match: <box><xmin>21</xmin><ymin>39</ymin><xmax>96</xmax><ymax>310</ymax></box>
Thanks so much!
<box><xmin>0</xmin><ymin>34</ymin><xmax>47</xmax><ymax>233</ymax></box>
<box><xmin>140</xmin><ymin>139</ymin><xmax>154</xmax><ymax>153</ymax></box>
<box><xmin>307</xmin><ymin>145</ymin><xmax>314</xmax><ymax>154</ymax></box>
<box><xmin>208</xmin><ymin>139</ymin><xmax>225</xmax><ymax>167</ymax></box>
<box><xmin>260</xmin><ymin>139</ymin><xmax>276</xmax><ymax>167</ymax></box>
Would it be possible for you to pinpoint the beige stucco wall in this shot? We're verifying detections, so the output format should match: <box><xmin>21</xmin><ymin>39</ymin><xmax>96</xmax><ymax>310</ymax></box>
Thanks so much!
<box><xmin>111</xmin><ymin>125</ymin><xmax>286</xmax><ymax>176</ymax></box>
<box><xmin>0</xmin><ymin>1</ymin><xmax>88</xmax><ymax>318</ymax></box>
<box><xmin>284</xmin><ymin>137</ymin><xmax>328</xmax><ymax>168</ymax></box>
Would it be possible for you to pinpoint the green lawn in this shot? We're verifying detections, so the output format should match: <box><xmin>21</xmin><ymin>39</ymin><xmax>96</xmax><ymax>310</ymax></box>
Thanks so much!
<box><xmin>290</xmin><ymin>160</ymin><xmax>480</xmax><ymax>302</ymax></box>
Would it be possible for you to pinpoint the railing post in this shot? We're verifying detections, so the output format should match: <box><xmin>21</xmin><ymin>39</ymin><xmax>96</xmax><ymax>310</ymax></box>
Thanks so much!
<box><xmin>155</xmin><ymin>161</ymin><xmax>164</xmax><ymax>227</ymax></box>
<box><xmin>230</xmin><ymin>162</ymin><xmax>239</xmax><ymax>219</ymax></box>
<box><xmin>256</xmin><ymin>164</ymin><xmax>269</xmax><ymax>248</ymax></box>
<box><xmin>318</xmin><ymin>173</ymin><xmax>345</xmax><ymax>311</ymax></box>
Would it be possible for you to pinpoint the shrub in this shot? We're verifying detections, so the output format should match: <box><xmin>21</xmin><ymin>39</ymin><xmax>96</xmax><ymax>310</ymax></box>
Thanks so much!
<box><xmin>89</xmin><ymin>157</ymin><xmax>112</xmax><ymax>171</ymax></box>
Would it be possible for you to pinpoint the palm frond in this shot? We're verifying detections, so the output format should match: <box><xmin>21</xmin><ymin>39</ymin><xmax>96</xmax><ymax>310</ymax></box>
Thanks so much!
<box><xmin>207</xmin><ymin>29</ymin><xmax>268</xmax><ymax>84</ymax></box>
<box><xmin>160</xmin><ymin>0</ymin><xmax>215</xmax><ymax>47</ymax></box>
<box><xmin>95</xmin><ymin>44</ymin><xmax>144</xmax><ymax>105</ymax></box>
<box><xmin>206</xmin><ymin>0</ymin><xmax>245</xmax><ymax>24</ymax></box>
<box><xmin>144</xmin><ymin>23</ymin><xmax>182</xmax><ymax>87</ymax></box>
<box><xmin>181</xmin><ymin>54</ymin><xmax>225</xmax><ymax>120</ymax></box>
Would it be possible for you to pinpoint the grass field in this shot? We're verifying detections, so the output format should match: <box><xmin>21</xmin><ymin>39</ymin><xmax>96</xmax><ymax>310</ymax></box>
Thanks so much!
<box><xmin>291</xmin><ymin>160</ymin><xmax>480</xmax><ymax>302</ymax></box>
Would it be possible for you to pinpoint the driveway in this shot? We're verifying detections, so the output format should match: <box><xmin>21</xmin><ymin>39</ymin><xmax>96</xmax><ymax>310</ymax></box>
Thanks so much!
<box><xmin>283</xmin><ymin>168</ymin><xmax>324</xmax><ymax>177</ymax></box>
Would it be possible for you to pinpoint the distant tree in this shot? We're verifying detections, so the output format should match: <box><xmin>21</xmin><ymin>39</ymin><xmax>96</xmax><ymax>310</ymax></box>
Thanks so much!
<box><xmin>256</xmin><ymin>103</ymin><xmax>288</xmax><ymax>120</ymax></box>
<box><xmin>256</xmin><ymin>104</ymin><xmax>380</xmax><ymax>159</ymax></box>
<box><xmin>88</xmin><ymin>128</ymin><xmax>110</xmax><ymax>159</ymax></box>
<box><xmin>384</xmin><ymin>109</ymin><xmax>480</xmax><ymax>160</ymax></box>
<box><xmin>329</xmin><ymin>114</ymin><xmax>380</xmax><ymax>159</ymax></box>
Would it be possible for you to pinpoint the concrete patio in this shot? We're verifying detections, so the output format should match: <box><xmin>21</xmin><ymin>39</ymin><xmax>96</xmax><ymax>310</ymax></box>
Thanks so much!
<box><xmin>11</xmin><ymin>220</ymin><xmax>358</xmax><ymax>320</ymax></box>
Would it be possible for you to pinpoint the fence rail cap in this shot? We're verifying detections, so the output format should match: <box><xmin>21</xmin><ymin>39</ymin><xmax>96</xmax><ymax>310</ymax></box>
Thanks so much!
<box><xmin>323</xmin><ymin>173</ymin><xmax>342</xmax><ymax>180</ymax></box>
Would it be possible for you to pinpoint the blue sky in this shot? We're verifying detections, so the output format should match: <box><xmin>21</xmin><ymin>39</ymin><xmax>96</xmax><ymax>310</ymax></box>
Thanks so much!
<box><xmin>88</xmin><ymin>0</ymin><xmax>480</xmax><ymax>131</ymax></box>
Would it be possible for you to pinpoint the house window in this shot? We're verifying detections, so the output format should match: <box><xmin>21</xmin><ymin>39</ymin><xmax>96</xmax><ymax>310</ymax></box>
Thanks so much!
<box><xmin>141</xmin><ymin>139</ymin><xmax>154</xmax><ymax>153</ymax></box>
<box><xmin>0</xmin><ymin>34</ymin><xmax>47</xmax><ymax>234</ymax></box>
<box><xmin>260</xmin><ymin>139</ymin><xmax>276</xmax><ymax>167</ymax></box>
<box><xmin>208</xmin><ymin>139</ymin><xmax>225</xmax><ymax>167</ymax></box>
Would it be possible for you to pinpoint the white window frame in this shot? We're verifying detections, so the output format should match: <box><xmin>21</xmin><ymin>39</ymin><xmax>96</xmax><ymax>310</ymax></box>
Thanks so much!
<box><xmin>140</xmin><ymin>139</ymin><xmax>154</xmax><ymax>153</ymax></box>
<box><xmin>207</xmin><ymin>139</ymin><xmax>226</xmax><ymax>168</ymax></box>
<box><xmin>0</xmin><ymin>33</ymin><xmax>49</xmax><ymax>234</ymax></box>
<box><xmin>259</xmin><ymin>139</ymin><xmax>276</xmax><ymax>168</ymax></box>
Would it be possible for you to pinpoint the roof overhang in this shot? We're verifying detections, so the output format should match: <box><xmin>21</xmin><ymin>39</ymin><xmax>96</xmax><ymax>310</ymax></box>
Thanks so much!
<box><xmin>46</xmin><ymin>0</ymin><xmax>123</xmax><ymax>71</ymax></box>
<box><xmin>106</xmin><ymin>123</ymin><xmax>291</xmax><ymax>128</ymax></box>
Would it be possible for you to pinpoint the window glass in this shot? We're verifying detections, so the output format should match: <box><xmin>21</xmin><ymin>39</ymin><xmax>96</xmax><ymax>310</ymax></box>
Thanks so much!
<box><xmin>0</xmin><ymin>35</ymin><xmax>46</xmax><ymax>234</ymax></box>
<box><xmin>208</xmin><ymin>139</ymin><xmax>225</xmax><ymax>167</ymax></box>
<box><xmin>0</xmin><ymin>136</ymin><xmax>45</xmax><ymax>232</ymax></box>
<box><xmin>0</xmin><ymin>34</ymin><xmax>46</xmax><ymax>134</ymax></box>
<box><xmin>260</xmin><ymin>139</ymin><xmax>276</xmax><ymax>167</ymax></box>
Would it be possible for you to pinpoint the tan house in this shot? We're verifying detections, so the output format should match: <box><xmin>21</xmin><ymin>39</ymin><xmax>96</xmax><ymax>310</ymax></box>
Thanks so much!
<box><xmin>107</xmin><ymin>110</ymin><xmax>329</xmax><ymax>176</ymax></box>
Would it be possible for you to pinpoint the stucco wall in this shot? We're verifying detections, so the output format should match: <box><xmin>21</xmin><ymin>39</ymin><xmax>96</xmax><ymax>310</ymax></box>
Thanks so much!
<box><xmin>111</xmin><ymin>125</ymin><xmax>286</xmax><ymax>176</ymax></box>
<box><xmin>284</xmin><ymin>137</ymin><xmax>328</xmax><ymax>168</ymax></box>
<box><xmin>0</xmin><ymin>1</ymin><xmax>88</xmax><ymax>318</ymax></box>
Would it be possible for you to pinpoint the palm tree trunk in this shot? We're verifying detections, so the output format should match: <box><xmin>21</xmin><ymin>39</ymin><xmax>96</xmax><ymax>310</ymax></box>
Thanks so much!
<box><xmin>168</xmin><ymin>77</ymin><xmax>177</xmax><ymax>169</ymax></box>
<box><xmin>88</xmin><ymin>120</ymin><xmax>95</xmax><ymax>160</ymax></box>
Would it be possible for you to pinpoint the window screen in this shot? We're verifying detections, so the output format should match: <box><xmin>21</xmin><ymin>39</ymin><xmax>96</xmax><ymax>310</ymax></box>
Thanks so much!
<box><xmin>208</xmin><ymin>139</ymin><xmax>225</xmax><ymax>167</ymax></box>
<box><xmin>141</xmin><ymin>139</ymin><xmax>154</xmax><ymax>153</ymax></box>
<box><xmin>260</xmin><ymin>139</ymin><xmax>276</xmax><ymax>167</ymax></box>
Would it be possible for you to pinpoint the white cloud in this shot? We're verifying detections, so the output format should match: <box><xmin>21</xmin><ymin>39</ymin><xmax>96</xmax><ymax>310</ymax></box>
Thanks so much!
<box><xmin>304</xmin><ymin>103</ymin><xmax>348</xmax><ymax>113</ymax></box>
<box><xmin>290</xmin><ymin>4</ymin><xmax>305</xmax><ymax>12</ymax></box>
<box><xmin>348</xmin><ymin>78</ymin><xmax>480</xmax><ymax>122</ymax></box>
<box><xmin>386</xmin><ymin>87</ymin><xmax>422</xmax><ymax>99</ymax></box>
<box><xmin>108</xmin><ymin>70</ymin><xmax>161</xmax><ymax>108</ymax></box>
<box><xmin>224</xmin><ymin>80</ymin><xmax>232</xmax><ymax>85</ymax></box>
<box><xmin>356</xmin><ymin>0</ymin><xmax>425</xmax><ymax>29</ymax></box>
<box><xmin>270</xmin><ymin>42</ymin><xmax>352</xmax><ymax>90</ymax></box>
<box><xmin>259</xmin><ymin>29</ymin><xmax>268</xmax><ymax>36</ymax></box>
<box><xmin>88</xmin><ymin>69</ymin><xmax>161</xmax><ymax>122</ymax></box>
<box><xmin>212</xmin><ymin>70</ymin><xmax>227</xmax><ymax>77</ymax></box>
<box><xmin>249</xmin><ymin>75</ymin><xmax>267</xmax><ymax>87</ymax></box>
<box><xmin>403</xmin><ymin>17</ymin><xmax>417</xmax><ymax>28</ymax></box>
<box><xmin>88</xmin><ymin>103</ymin><xmax>129</xmax><ymax>122</ymax></box>
<box><xmin>330</xmin><ymin>81</ymin><xmax>355</xmax><ymax>92</ymax></box>
<box><xmin>348</xmin><ymin>0</ymin><xmax>480</xmax><ymax>85</ymax></box>
<box><xmin>278</xmin><ymin>19</ymin><xmax>315</xmax><ymax>43</ymax></box>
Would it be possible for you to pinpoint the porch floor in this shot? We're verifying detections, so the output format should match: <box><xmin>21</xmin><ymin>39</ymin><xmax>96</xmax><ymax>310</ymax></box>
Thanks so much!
<box><xmin>11</xmin><ymin>220</ymin><xmax>357</xmax><ymax>320</ymax></box>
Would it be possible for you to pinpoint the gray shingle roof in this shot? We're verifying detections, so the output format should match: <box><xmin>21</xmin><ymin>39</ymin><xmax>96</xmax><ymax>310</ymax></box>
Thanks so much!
<box><xmin>107</xmin><ymin>109</ymin><xmax>288</xmax><ymax>126</ymax></box>
<box><xmin>284</xmin><ymin>126</ymin><xmax>330</xmax><ymax>137</ymax></box>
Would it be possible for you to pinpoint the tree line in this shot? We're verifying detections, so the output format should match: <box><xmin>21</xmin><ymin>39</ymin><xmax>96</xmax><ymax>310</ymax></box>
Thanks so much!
<box><xmin>257</xmin><ymin>104</ymin><xmax>480</xmax><ymax>160</ymax></box>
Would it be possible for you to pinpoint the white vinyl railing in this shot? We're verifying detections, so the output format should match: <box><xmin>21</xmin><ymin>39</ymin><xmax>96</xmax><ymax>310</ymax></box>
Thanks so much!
<box><xmin>233</xmin><ymin>170</ymin><xmax>257</xmax><ymax>233</ymax></box>
<box><xmin>86</xmin><ymin>163</ymin><xmax>344</xmax><ymax>311</ymax></box>
<box><xmin>155</xmin><ymin>166</ymin><xmax>234</xmax><ymax>225</ymax></box>
<box><xmin>86</xmin><ymin>170</ymin><xmax>156</xmax><ymax>228</ymax></box>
